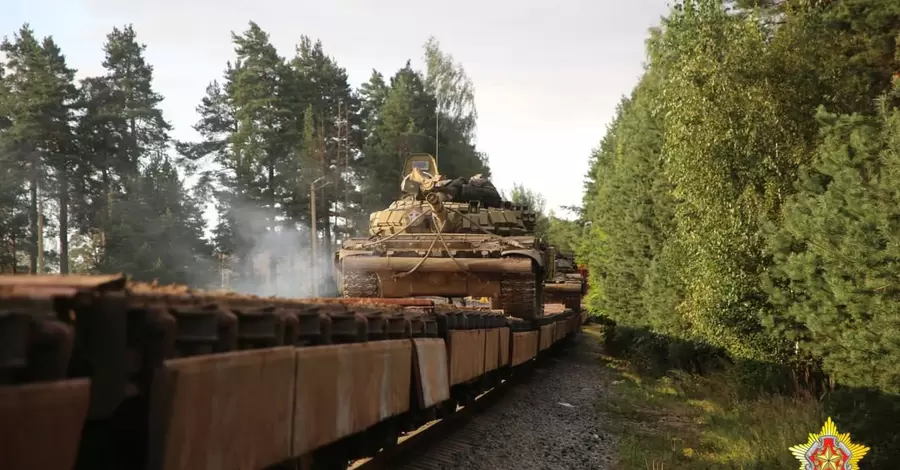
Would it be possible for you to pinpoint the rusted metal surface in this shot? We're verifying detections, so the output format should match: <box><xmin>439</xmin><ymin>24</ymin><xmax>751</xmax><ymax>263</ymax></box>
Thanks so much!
<box><xmin>543</xmin><ymin>283</ymin><xmax>582</xmax><ymax>294</ymax></box>
<box><xmin>147</xmin><ymin>347</ymin><xmax>296</xmax><ymax>470</ymax></box>
<box><xmin>292</xmin><ymin>340</ymin><xmax>413</xmax><ymax>456</ymax></box>
<box><xmin>411</xmin><ymin>338</ymin><xmax>450</xmax><ymax>409</ymax></box>
<box><xmin>542</xmin><ymin>303</ymin><xmax>566</xmax><ymax>314</ymax></box>
<box><xmin>0</xmin><ymin>378</ymin><xmax>91</xmax><ymax>470</ymax></box>
<box><xmin>447</xmin><ymin>330</ymin><xmax>486</xmax><ymax>385</ymax></box>
<box><xmin>379</xmin><ymin>271</ymin><xmax>502</xmax><ymax>298</ymax></box>
<box><xmin>0</xmin><ymin>297</ymin><xmax>76</xmax><ymax>389</ymax></box>
<box><xmin>539</xmin><ymin>324</ymin><xmax>555</xmax><ymax>351</ymax></box>
<box><xmin>0</xmin><ymin>273</ymin><xmax>126</xmax><ymax>290</ymax></box>
<box><xmin>483</xmin><ymin>328</ymin><xmax>500</xmax><ymax>373</ymax></box>
<box><xmin>321</xmin><ymin>297</ymin><xmax>435</xmax><ymax>308</ymax></box>
<box><xmin>497</xmin><ymin>327</ymin><xmax>511</xmax><ymax>368</ymax></box>
<box><xmin>0</xmin><ymin>272</ymin><xmax>585</xmax><ymax>470</ymax></box>
<box><xmin>342</xmin><ymin>256</ymin><xmax>532</xmax><ymax>274</ymax></box>
<box><xmin>511</xmin><ymin>331</ymin><xmax>539</xmax><ymax>367</ymax></box>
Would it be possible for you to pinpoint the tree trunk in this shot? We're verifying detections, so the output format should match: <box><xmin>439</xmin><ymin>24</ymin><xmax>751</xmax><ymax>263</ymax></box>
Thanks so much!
<box><xmin>101</xmin><ymin>169</ymin><xmax>110</xmax><ymax>267</ymax></box>
<box><xmin>268</xmin><ymin>163</ymin><xmax>277</xmax><ymax>293</ymax></box>
<box><xmin>59</xmin><ymin>169</ymin><xmax>69</xmax><ymax>274</ymax></box>
<box><xmin>10</xmin><ymin>237</ymin><xmax>17</xmax><ymax>274</ymax></box>
<box><xmin>28</xmin><ymin>153</ymin><xmax>38</xmax><ymax>274</ymax></box>
<box><xmin>37</xmin><ymin>181</ymin><xmax>44</xmax><ymax>274</ymax></box>
<box><xmin>323</xmin><ymin>184</ymin><xmax>332</xmax><ymax>267</ymax></box>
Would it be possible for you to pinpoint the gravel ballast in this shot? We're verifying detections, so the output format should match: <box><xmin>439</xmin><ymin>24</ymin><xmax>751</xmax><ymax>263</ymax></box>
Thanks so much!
<box><xmin>400</xmin><ymin>332</ymin><xmax>615</xmax><ymax>470</ymax></box>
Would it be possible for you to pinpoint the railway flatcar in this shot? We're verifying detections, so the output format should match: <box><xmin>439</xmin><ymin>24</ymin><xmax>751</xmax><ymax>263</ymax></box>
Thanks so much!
<box><xmin>0</xmin><ymin>273</ymin><xmax>586</xmax><ymax>470</ymax></box>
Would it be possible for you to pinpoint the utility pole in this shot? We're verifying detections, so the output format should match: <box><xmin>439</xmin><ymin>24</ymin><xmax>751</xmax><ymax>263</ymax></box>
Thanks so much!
<box><xmin>336</xmin><ymin>101</ymin><xmax>350</xmax><ymax>234</ymax></box>
<box><xmin>435</xmin><ymin>93</ymin><xmax>440</xmax><ymax>168</ymax></box>
<box><xmin>310</xmin><ymin>176</ymin><xmax>330</xmax><ymax>296</ymax></box>
<box><xmin>343</xmin><ymin>103</ymin><xmax>350</xmax><ymax>233</ymax></box>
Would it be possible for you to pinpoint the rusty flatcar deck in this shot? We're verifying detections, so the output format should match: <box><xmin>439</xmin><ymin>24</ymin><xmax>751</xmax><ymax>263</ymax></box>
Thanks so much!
<box><xmin>0</xmin><ymin>274</ymin><xmax>584</xmax><ymax>470</ymax></box>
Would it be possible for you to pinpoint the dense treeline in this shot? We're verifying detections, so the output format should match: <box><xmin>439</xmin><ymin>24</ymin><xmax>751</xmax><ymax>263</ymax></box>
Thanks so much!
<box><xmin>579</xmin><ymin>0</ymin><xmax>900</xmax><ymax>463</ymax></box>
<box><xmin>0</xmin><ymin>22</ymin><xmax>488</xmax><ymax>293</ymax></box>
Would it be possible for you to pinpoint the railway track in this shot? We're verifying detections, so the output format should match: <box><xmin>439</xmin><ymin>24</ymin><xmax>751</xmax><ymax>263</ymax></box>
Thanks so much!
<box><xmin>0</xmin><ymin>274</ymin><xmax>587</xmax><ymax>470</ymax></box>
<box><xmin>351</xmin><ymin>374</ymin><xmax>515</xmax><ymax>470</ymax></box>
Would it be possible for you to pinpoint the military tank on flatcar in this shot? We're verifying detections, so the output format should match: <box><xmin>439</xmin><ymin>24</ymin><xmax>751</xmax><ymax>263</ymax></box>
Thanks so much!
<box><xmin>543</xmin><ymin>251</ymin><xmax>586</xmax><ymax>312</ymax></box>
<box><xmin>335</xmin><ymin>153</ymin><xmax>549</xmax><ymax>319</ymax></box>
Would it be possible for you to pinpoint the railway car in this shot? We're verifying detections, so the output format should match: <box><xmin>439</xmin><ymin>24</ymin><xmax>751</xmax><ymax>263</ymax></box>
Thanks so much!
<box><xmin>0</xmin><ymin>274</ymin><xmax>587</xmax><ymax>470</ymax></box>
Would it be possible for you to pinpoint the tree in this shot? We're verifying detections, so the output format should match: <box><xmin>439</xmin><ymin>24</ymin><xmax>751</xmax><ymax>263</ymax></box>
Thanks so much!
<box><xmin>0</xmin><ymin>24</ymin><xmax>76</xmax><ymax>273</ymax></box>
<box><xmin>359</xmin><ymin>42</ymin><xmax>491</xmax><ymax>217</ymax></box>
<box><xmin>287</xmin><ymin>37</ymin><xmax>362</xmax><ymax>246</ymax></box>
<box><xmin>361</xmin><ymin>64</ymin><xmax>435</xmax><ymax>210</ymax></box>
<box><xmin>104</xmin><ymin>156</ymin><xmax>212</xmax><ymax>285</ymax></box>
<box><xmin>102</xmin><ymin>25</ymin><xmax>171</xmax><ymax>176</ymax></box>
<box><xmin>422</xmin><ymin>38</ymin><xmax>488</xmax><ymax>180</ymax></box>
<box><xmin>765</xmin><ymin>86</ymin><xmax>900</xmax><ymax>395</ymax></box>
<box><xmin>545</xmin><ymin>214</ymin><xmax>582</xmax><ymax>256</ymax></box>
<box><xmin>72</xmin><ymin>25</ymin><xmax>211</xmax><ymax>282</ymax></box>
<box><xmin>423</xmin><ymin>36</ymin><xmax>477</xmax><ymax>142</ymax></box>
<box><xmin>508</xmin><ymin>183</ymin><xmax>549</xmax><ymax>240</ymax></box>
<box><xmin>40</xmin><ymin>37</ymin><xmax>78</xmax><ymax>274</ymax></box>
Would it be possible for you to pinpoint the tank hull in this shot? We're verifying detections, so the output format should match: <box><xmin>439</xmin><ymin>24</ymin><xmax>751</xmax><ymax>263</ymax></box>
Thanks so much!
<box><xmin>337</xmin><ymin>234</ymin><xmax>546</xmax><ymax>319</ymax></box>
<box><xmin>542</xmin><ymin>282</ymin><xmax>583</xmax><ymax>294</ymax></box>
<box><xmin>542</xmin><ymin>274</ymin><xmax>586</xmax><ymax>313</ymax></box>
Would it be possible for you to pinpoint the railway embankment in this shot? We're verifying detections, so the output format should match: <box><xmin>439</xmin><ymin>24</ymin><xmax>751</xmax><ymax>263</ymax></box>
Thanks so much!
<box><xmin>395</xmin><ymin>325</ymin><xmax>616</xmax><ymax>470</ymax></box>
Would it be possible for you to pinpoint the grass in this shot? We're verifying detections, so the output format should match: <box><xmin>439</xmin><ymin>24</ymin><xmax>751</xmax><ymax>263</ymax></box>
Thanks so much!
<box><xmin>582</xmin><ymin>325</ymin><xmax>825</xmax><ymax>470</ymax></box>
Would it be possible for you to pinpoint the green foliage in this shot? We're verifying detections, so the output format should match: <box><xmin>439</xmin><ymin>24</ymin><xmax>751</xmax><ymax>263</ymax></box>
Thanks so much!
<box><xmin>578</xmin><ymin>67</ymin><xmax>684</xmax><ymax>336</ymax></box>
<box><xmin>587</xmin><ymin>324</ymin><xmax>823</xmax><ymax>470</ymax></box>
<box><xmin>581</xmin><ymin>0</ymin><xmax>900</xmax><ymax>371</ymax></box>
<box><xmin>765</xmin><ymin>90</ymin><xmax>900</xmax><ymax>394</ymax></box>
<box><xmin>360</xmin><ymin>50</ymin><xmax>489</xmax><ymax>213</ymax></box>
<box><xmin>101</xmin><ymin>157</ymin><xmax>212</xmax><ymax>285</ymax></box>
<box><xmin>546</xmin><ymin>215</ymin><xmax>582</xmax><ymax>256</ymax></box>
<box><xmin>579</xmin><ymin>0</ymin><xmax>900</xmax><ymax>411</ymax></box>
<box><xmin>507</xmin><ymin>182</ymin><xmax>549</xmax><ymax>239</ymax></box>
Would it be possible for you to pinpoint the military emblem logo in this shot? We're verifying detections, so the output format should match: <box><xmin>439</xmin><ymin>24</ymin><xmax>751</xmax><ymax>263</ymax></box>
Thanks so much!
<box><xmin>789</xmin><ymin>417</ymin><xmax>869</xmax><ymax>470</ymax></box>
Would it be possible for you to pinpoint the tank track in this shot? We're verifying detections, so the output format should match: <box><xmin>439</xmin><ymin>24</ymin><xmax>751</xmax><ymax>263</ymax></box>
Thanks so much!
<box><xmin>497</xmin><ymin>272</ymin><xmax>541</xmax><ymax>319</ymax></box>
<box><xmin>341</xmin><ymin>270</ymin><xmax>380</xmax><ymax>298</ymax></box>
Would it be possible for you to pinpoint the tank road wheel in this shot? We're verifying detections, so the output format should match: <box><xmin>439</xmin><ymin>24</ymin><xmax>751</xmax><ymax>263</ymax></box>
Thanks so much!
<box><xmin>341</xmin><ymin>270</ymin><xmax>380</xmax><ymax>298</ymax></box>
<box><xmin>498</xmin><ymin>269</ymin><xmax>541</xmax><ymax>319</ymax></box>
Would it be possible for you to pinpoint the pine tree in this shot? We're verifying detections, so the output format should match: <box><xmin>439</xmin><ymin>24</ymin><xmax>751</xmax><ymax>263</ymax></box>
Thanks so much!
<box><xmin>0</xmin><ymin>61</ymin><xmax>29</xmax><ymax>272</ymax></box>
<box><xmin>362</xmin><ymin>67</ymin><xmax>433</xmax><ymax>209</ymax></box>
<box><xmin>39</xmin><ymin>37</ymin><xmax>78</xmax><ymax>273</ymax></box>
<box><xmin>104</xmin><ymin>156</ymin><xmax>212</xmax><ymax>285</ymax></box>
<box><xmin>288</xmin><ymin>37</ymin><xmax>361</xmax><ymax>251</ymax></box>
<box><xmin>102</xmin><ymin>25</ymin><xmax>170</xmax><ymax>176</ymax></box>
<box><xmin>765</xmin><ymin>85</ymin><xmax>900</xmax><ymax>395</ymax></box>
<box><xmin>0</xmin><ymin>24</ymin><xmax>75</xmax><ymax>273</ymax></box>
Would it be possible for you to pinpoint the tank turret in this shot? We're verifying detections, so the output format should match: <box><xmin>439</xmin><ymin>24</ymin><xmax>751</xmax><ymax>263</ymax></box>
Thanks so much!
<box><xmin>542</xmin><ymin>251</ymin><xmax>586</xmax><ymax>312</ymax></box>
<box><xmin>335</xmin><ymin>153</ymin><xmax>548</xmax><ymax>320</ymax></box>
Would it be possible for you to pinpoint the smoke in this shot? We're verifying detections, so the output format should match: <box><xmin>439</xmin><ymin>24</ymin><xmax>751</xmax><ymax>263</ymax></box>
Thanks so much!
<box><xmin>211</xmin><ymin>199</ymin><xmax>339</xmax><ymax>299</ymax></box>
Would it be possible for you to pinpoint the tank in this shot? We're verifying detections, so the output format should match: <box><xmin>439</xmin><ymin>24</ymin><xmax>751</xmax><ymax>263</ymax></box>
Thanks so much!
<box><xmin>542</xmin><ymin>250</ymin><xmax>586</xmax><ymax>312</ymax></box>
<box><xmin>335</xmin><ymin>153</ymin><xmax>548</xmax><ymax>319</ymax></box>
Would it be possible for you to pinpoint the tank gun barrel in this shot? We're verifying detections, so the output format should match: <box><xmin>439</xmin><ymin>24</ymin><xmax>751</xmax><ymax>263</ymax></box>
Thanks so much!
<box><xmin>424</xmin><ymin>192</ymin><xmax>447</xmax><ymax>229</ymax></box>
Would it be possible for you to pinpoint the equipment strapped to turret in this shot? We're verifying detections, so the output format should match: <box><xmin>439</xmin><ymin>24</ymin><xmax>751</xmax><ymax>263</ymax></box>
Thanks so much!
<box><xmin>401</xmin><ymin>154</ymin><xmax>503</xmax><ymax>208</ymax></box>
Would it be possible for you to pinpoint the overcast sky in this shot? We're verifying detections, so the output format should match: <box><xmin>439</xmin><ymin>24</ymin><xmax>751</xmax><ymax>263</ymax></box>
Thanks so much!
<box><xmin>2</xmin><ymin>0</ymin><xmax>670</xmax><ymax>217</ymax></box>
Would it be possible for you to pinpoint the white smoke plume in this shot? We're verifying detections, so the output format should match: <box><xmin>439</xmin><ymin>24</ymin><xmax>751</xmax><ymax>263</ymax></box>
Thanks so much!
<box><xmin>215</xmin><ymin>200</ymin><xmax>339</xmax><ymax>299</ymax></box>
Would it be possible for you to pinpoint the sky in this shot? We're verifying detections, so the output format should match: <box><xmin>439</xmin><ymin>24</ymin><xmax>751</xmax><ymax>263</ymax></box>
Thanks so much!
<box><xmin>2</xmin><ymin>0</ymin><xmax>671</xmax><ymax>219</ymax></box>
